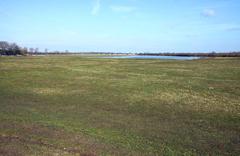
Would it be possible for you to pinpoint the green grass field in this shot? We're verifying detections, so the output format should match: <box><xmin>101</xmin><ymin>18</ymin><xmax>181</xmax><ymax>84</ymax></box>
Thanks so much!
<box><xmin>0</xmin><ymin>56</ymin><xmax>239</xmax><ymax>156</ymax></box>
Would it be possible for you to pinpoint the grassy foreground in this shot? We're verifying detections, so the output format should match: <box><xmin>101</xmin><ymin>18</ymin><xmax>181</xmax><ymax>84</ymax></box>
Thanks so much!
<box><xmin>0</xmin><ymin>56</ymin><xmax>239</xmax><ymax>156</ymax></box>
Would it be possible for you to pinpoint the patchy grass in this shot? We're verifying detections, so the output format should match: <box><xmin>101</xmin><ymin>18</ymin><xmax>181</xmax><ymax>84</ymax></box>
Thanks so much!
<box><xmin>0</xmin><ymin>56</ymin><xmax>239</xmax><ymax>156</ymax></box>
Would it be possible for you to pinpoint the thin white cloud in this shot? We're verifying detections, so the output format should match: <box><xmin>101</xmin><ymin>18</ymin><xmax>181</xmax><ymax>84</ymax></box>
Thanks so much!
<box><xmin>110</xmin><ymin>5</ymin><xmax>136</xmax><ymax>13</ymax></box>
<box><xmin>0</xmin><ymin>9</ymin><xmax>10</xmax><ymax>17</ymax></box>
<box><xmin>202</xmin><ymin>9</ymin><xmax>216</xmax><ymax>17</ymax></box>
<box><xmin>91</xmin><ymin>0</ymin><xmax>101</xmax><ymax>15</ymax></box>
<box><xmin>223</xmin><ymin>25</ymin><xmax>240</xmax><ymax>32</ymax></box>
<box><xmin>226</xmin><ymin>26</ymin><xmax>240</xmax><ymax>31</ymax></box>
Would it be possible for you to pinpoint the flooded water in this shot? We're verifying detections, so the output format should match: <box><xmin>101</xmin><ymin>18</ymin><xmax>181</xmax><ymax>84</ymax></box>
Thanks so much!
<box><xmin>103</xmin><ymin>55</ymin><xmax>203</xmax><ymax>60</ymax></box>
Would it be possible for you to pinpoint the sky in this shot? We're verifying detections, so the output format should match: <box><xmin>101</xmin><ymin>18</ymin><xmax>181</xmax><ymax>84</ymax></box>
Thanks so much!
<box><xmin>0</xmin><ymin>0</ymin><xmax>240</xmax><ymax>53</ymax></box>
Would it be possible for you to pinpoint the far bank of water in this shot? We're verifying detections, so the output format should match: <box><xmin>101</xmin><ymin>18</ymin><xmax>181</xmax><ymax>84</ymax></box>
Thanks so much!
<box><xmin>102</xmin><ymin>55</ymin><xmax>204</xmax><ymax>60</ymax></box>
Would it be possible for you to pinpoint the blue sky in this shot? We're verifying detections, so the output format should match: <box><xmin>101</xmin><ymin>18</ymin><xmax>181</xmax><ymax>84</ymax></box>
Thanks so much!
<box><xmin>0</xmin><ymin>0</ymin><xmax>240</xmax><ymax>52</ymax></box>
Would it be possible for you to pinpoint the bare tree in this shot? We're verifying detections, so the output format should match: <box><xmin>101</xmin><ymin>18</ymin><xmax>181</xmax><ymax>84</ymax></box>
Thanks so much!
<box><xmin>29</xmin><ymin>48</ymin><xmax>34</xmax><ymax>53</ymax></box>
<box><xmin>35</xmin><ymin>48</ymin><xmax>39</xmax><ymax>53</ymax></box>
<box><xmin>0</xmin><ymin>41</ymin><xmax>22</xmax><ymax>55</ymax></box>
<box><xmin>0</xmin><ymin>41</ymin><xmax>9</xmax><ymax>54</ymax></box>
<box><xmin>20</xmin><ymin>47</ymin><xmax>28</xmax><ymax>55</ymax></box>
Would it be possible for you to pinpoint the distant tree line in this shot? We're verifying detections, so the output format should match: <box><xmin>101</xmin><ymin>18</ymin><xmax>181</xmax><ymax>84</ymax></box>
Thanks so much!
<box><xmin>27</xmin><ymin>51</ymin><xmax>133</xmax><ymax>55</ymax></box>
<box><xmin>1</xmin><ymin>41</ymin><xmax>240</xmax><ymax>57</ymax></box>
<box><xmin>0</xmin><ymin>41</ymin><xmax>27</xmax><ymax>55</ymax></box>
<box><xmin>26</xmin><ymin>51</ymin><xmax>240</xmax><ymax>57</ymax></box>
<box><xmin>138</xmin><ymin>52</ymin><xmax>240</xmax><ymax>57</ymax></box>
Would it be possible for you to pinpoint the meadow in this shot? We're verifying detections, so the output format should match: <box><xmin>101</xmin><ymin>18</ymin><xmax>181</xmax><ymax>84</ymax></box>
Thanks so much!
<box><xmin>0</xmin><ymin>56</ymin><xmax>239</xmax><ymax>156</ymax></box>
